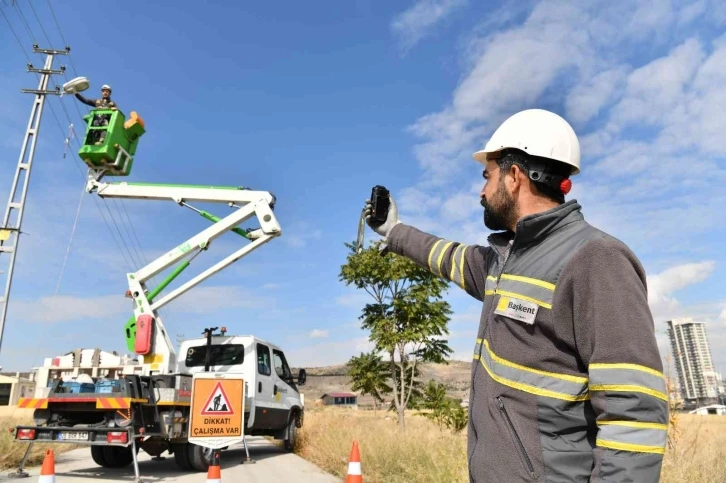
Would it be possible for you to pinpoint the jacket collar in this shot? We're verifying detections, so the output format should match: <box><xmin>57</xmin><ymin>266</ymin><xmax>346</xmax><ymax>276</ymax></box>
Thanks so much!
<box><xmin>487</xmin><ymin>199</ymin><xmax>584</xmax><ymax>251</ymax></box>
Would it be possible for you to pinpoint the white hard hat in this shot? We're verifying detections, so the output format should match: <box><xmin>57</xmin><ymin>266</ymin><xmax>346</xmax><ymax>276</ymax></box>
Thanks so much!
<box><xmin>472</xmin><ymin>109</ymin><xmax>581</xmax><ymax>175</ymax></box>
<box><xmin>101</xmin><ymin>84</ymin><xmax>112</xmax><ymax>91</ymax></box>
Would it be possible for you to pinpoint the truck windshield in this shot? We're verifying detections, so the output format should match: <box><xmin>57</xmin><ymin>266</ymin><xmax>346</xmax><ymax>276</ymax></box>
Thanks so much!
<box><xmin>185</xmin><ymin>344</ymin><xmax>245</xmax><ymax>367</ymax></box>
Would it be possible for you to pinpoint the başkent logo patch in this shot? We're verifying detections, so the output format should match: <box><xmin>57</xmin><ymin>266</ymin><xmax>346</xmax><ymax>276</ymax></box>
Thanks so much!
<box><xmin>495</xmin><ymin>296</ymin><xmax>539</xmax><ymax>325</ymax></box>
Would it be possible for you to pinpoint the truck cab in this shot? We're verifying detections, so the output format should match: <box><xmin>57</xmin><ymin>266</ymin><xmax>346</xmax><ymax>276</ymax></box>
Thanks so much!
<box><xmin>177</xmin><ymin>333</ymin><xmax>306</xmax><ymax>450</ymax></box>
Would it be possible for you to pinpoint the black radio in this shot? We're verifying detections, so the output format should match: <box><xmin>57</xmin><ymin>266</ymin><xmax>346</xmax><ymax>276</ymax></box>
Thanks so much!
<box><xmin>369</xmin><ymin>185</ymin><xmax>390</xmax><ymax>224</ymax></box>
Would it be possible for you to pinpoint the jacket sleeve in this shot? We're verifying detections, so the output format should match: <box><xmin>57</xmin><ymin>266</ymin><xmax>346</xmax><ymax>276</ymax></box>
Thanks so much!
<box><xmin>74</xmin><ymin>93</ymin><xmax>96</xmax><ymax>107</ymax></box>
<box><xmin>386</xmin><ymin>223</ymin><xmax>492</xmax><ymax>301</ymax></box>
<box><xmin>560</xmin><ymin>236</ymin><xmax>668</xmax><ymax>483</ymax></box>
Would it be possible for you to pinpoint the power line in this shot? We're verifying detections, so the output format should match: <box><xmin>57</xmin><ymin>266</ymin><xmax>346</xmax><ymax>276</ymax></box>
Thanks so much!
<box><xmin>0</xmin><ymin>5</ymin><xmax>29</xmax><ymax>61</ymax></box>
<box><xmin>5</xmin><ymin>0</ymin><xmax>172</xmax><ymax>326</ymax></box>
<box><xmin>25</xmin><ymin>0</ymin><xmax>51</xmax><ymax>47</ymax></box>
<box><xmin>3</xmin><ymin>4</ymin><xmax>145</xmax><ymax>274</ymax></box>
<box><xmin>11</xmin><ymin>1</ymin><xmax>37</xmax><ymax>48</ymax></box>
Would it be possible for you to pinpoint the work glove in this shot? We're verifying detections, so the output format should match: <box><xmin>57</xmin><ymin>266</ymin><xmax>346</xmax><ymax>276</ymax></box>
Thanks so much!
<box><xmin>364</xmin><ymin>193</ymin><xmax>401</xmax><ymax>238</ymax></box>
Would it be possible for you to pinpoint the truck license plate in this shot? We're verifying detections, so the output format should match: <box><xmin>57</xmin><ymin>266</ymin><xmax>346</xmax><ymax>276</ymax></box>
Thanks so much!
<box><xmin>59</xmin><ymin>431</ymin><xmax>88</xmax><ymax>441</ymax></box>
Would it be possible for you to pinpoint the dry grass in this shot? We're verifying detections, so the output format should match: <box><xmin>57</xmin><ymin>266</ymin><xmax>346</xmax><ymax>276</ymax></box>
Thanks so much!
<box><xmin>0</xmin><ymin>415</ymin><xmax>81</xmax><ymax>471</ymax></box>
<box><xmin>296</xmin><ymin>407</ymin><xmax>468</xmax><ymax>483</ymax></box>
<box><xmin>296</xmin><ymin>407</ymin><xmax>726</xmax><ymax>483</ymax></box>
<box><xmin>661</xmin><ymin>414</ymin><xmax>726</xmax><ymax>483</ymax></box>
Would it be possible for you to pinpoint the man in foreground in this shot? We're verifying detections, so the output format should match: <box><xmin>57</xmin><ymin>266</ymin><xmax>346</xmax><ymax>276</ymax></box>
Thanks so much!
<box><xmin>364</xmin><ymin>109</ymin><xmax>668</xmax><ymax>483</ymax></box>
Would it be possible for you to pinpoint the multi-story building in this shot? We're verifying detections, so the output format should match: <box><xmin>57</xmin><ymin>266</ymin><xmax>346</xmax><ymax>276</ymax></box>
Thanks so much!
<box><xmin>667</xmin><ymin>317</ymin><xmax>721</xmax><ymax>407</ymax></box>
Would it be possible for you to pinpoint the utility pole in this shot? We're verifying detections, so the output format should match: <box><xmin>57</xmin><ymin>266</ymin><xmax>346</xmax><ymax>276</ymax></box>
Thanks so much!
<box><xmin>0</xmin><ymin>44</ymin><xmax>69</xmax><ymax>356</ymax></box>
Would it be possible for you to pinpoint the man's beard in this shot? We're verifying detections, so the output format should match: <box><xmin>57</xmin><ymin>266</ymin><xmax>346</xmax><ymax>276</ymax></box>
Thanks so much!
<box><xmin>480</xmin><ymin>184</ymin><xmax>517</xmax><ymax>232</ymax></box>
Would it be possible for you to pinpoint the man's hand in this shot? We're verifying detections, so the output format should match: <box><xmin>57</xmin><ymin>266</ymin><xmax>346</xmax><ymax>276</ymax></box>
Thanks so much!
<box><xmin>364</xmin><ymin>193</ymin><xmax>400</xmax><ymax>237</ymax></box>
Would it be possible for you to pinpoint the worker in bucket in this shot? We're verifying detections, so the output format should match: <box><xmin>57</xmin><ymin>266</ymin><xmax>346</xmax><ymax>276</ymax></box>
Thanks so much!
<box><xmin>363</xmin><ymin>109</ymin><xmax>667</xmax><ymax>483</ymax></box>
<box><xmin>74</xmin><ymin>84</ymin><xmax>118</xmax><ymax>110</ymax></box>
<box><xmin>74</xmin><ymin>84</ymin><xmax>118</xmax><ymax>145</ymax></box>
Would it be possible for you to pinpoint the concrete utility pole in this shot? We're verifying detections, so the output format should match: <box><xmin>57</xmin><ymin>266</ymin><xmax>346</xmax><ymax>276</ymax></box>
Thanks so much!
<box><xmin>0</xmin><ymin>44</ymin><xmax>69</xmax><ymax>356</ymax></box>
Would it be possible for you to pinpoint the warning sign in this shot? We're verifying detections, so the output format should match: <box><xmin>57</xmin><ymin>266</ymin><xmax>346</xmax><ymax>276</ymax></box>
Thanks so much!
<box><xmin>201</xmin><ymin>382</ymin><xmax>234</xmax><ymax>415</ymax></box>
<box><xmin>188</xmin><ymin>373</ymin><xmax>245</xmax><ymax>449</ymax></box>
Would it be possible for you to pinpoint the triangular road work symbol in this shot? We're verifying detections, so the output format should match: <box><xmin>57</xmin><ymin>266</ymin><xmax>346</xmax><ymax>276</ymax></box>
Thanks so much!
<box><xmin>200</xmin><ymin>381</ymin><xmax>235</xmax><ymax>415</ymax></box>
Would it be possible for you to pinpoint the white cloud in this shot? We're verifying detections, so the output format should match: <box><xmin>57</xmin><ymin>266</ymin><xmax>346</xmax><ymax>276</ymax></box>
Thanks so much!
<box><xmin>720</xmin><ymin>307</ymin><xmax>726</xmax><ymax>323</ymax></box>
<box><xmin>608</xmin><ymin>38</ymin><xmax>705</xmax><ymax>129</ymax></box>
<box><xmin>391</xmin><ymin>0</ymin><xmax>469</xmax><ymax>53</ymax></box>
<box><xmin>8</xmin><ymin>294</ymin><xmax>129</xmax><ymax>325</ymax></box>
<box><xmin>282</xmin><ymin>221</ymin><xmax>322</xmax><ymax>248</ymax></box>
<box><xmin>565</xmin><ymin>66</ymin><xmax>629</xmax><ymax>124</ymax></box>
<box><xmin>286</xmin><ymin>337</ymin><xmax>374</xmax><ymax>367</ymax></box>
<box><xmin>309</xmin><ymin>329</ymin><xmax>329</xmax><ymax>338</ymax></box>
<box><xmin>9</xmin><ymin>285</ymin><xmax>276</xmax><ymax>325</ymax></box>
<box><xmin>646</xmin><ymin>261</ymin><xmax>716</xmax><ymax>319</ymax></box>
<box><xmin>336</xmin><ymin>292</ymin><xmax>371</xmax><ymax>308</ymax></box>
<box><xmin>163</xmin><ymin>286</ymin><xmax>275</xmax><ymax>314</ymax></box>
<box><xmin>440</xmin><ymin>191</ymin><xmax>481</xmax><ymax>223</ymax></box>
<box><xmin>397</xmin><ymin>187</ymin><xmax>442</xmax><ymax>216</ymax></box>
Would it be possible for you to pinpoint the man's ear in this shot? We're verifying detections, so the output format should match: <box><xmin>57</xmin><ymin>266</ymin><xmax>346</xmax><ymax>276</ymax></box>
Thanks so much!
<box><xmin>507</xmin><ymin>163</ymin><xmax>525</xmax><ymax>192</ymax></box>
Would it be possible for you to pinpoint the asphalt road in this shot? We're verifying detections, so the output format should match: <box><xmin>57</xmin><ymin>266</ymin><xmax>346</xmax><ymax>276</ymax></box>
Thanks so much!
<box><xmin>3</xmin><ymin>437</ymin><xmax>342</xmax><ymax>482</ymax></box>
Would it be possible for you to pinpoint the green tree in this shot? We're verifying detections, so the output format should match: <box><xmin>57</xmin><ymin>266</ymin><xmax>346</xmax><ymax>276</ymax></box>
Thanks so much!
<box><xmin>347</xmin><ymin>351</ymin><xmax>392</xmax><ymax>416</ymax></box>
<box><xmin>339</xmin><ymin>240</ymin><xmax>453</xmax><ymax>429</ymax></box>
<box><xmin>421</xmin><ymin>380</ymin><xmax>450</xmax><ymax>429</ymax></box>
<box><xmin>444</xmin><ymin>404</ymin><xmax>469</xmax><ymax>433</ymax></box>
<box><xmin>388</xmin><ymin>359</ymin><xmax>424</xmax><ymax>411</ymax></box>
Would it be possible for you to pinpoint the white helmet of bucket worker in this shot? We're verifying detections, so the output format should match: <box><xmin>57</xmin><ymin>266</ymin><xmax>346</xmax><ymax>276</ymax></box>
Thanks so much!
<box><xmin>101</xmin><ymin>84</ymin><xmax>112</xmax><ymax>91</ymax></box>
<box><xmin>472</xmin><ymin>109</ymin><xmax>581</xmax><ymax>175</ymax></box>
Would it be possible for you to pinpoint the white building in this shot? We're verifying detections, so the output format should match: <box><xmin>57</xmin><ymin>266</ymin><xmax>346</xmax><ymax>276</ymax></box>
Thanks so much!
<box><xmin>0</xmin><ymin>373</ymin><xmax>36</xmax><ymax>406</ymax></box>
<box><xmin>666</xmin><ymin>317</ymin><xmax>721</xmax><ymax>405</ymax></box>
<box><xmin>689</xmin><ymin>404</ymin><xmax>726</xmax><ymax>416</ymax></box>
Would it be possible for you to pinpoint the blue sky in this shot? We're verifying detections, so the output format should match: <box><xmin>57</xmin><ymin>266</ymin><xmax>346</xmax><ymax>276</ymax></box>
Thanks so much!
<box><xmin>1</xmin><ymin>0</ymin><xmax>725</xmax><ymax>381</ymax></box>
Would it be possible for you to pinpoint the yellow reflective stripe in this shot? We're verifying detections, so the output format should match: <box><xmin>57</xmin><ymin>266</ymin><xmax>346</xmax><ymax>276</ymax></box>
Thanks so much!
<box><xmin>500</xmin><ymin>273</ymin><xmax>555</xmax><ymax>291</ymax></box>
<box><xmin>437</xmin><ymin>241</ymin><xmax>453</xmax><ymax>276</ymax></box>
<box><xmin>449</xmin><ymin>245</ymin><xmax>466</xmax><ymax>290</ymax></box>
<box><xmin>458</xmin><ymin>245</ymin><xmax>466</xmax><ymax>289</ymax></box>
<box><xmin>475</xmin><ymin>339</ymin><xmax>589</xmax><ymax>401</ymax></box>
<box><xmin>598</xmin><ymin>420</ymin><xmax>668</xmax><ymax>431</ymax></box>
<box><xmin>589</xmin><ymin>362</ymin><xmax>664</xmax><ymax>379</ymax></box>
<box><xmin>495</xmin><ymin>289</ymin><xmax>552</xmax><ymax>309</ymax></box>
<box><xmin>596</xmin><ymin>438</ymin><xmax>665</xmax><ymax>455</ymax></box>
<box><xmin>589</xmin><ymin>384</ymin><xmax>668</xmax><ymax>402</ymax></box>
<box><xmin>483</xmin><ymin>340</ymin><xmax>588</xmax><ymax>384</ymax></box>
<box><xmin>427</xmin><ymin>240</ymin><xmax>443</xmax><ymax>272</ymax></box>
<box><xmin>484</xmin><ymin>276</ymin><xmax>497</xmax><ymax>297</ymax></box>
<box><xmin>475</xmin><ymin>354</ymin><xmax>589</xmax><ymax>401</ymax></box>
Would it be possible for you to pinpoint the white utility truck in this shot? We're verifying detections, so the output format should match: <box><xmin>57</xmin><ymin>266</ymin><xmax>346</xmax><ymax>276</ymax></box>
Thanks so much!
<box><xmin>10</xmin><ymin>107</ymin><xmax>306</xmax><ymax>481</ymax></box>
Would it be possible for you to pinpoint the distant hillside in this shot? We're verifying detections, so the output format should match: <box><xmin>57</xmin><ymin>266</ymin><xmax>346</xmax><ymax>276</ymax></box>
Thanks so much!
<box><xmin>293</xmin><ymin>360</ymin><xmax>473</xmax><ymax>407</ymax></box>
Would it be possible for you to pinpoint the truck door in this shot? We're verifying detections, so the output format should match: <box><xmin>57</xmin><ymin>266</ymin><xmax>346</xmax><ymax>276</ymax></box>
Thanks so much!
<box><xmin>272</xmin><ymin>348</ymin><xmax>298</xmax><ymax>408</ymax></box>
<box><xmin>253</xmin><ymin>343</ymin><xmax>285</xmax><ymax>430</ymax></box>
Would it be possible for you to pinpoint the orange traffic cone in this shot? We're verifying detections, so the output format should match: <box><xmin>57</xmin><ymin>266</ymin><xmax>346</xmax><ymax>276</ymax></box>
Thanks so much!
<box><xmin>206</xmin><ymin>451</ymin><xmax>221</xmax><ymax>483</ymax></box>
<box><xmin>38</xmin><ymin>449</ymin><xmax>55</xmax><ymax>482</ymax></box>
<box><xmin>345</xmin><ymin>441</ymin><xmax>362</xmax><ymax>483</ymax></box>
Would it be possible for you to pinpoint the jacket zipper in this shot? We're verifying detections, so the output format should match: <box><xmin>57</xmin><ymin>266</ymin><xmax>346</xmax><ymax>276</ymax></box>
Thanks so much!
<box><xmin>496</xmin><ymin>396</ymin><xmax>534</xmax><ymax>474</ymax></box>
<box><xmin>493</xmin><ymin>240</ymin><xmax>513</xmax><ymax>291</ymax></box>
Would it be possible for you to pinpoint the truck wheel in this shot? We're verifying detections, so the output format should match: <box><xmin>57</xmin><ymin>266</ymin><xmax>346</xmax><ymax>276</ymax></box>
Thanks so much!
<box><xmin>284</xmin><ymin>414</ymin><xmax>297</xmax><ymax>452</ymax></box>
<box><xmin>172</xmin><ymin>443</ymin><xmax>193</xmax><ymax>470</ymax></box>
<box><xmin>187</xmin><ymin>443</ymin><xmax>214</xmax><ymax>472</ymax></box>
<box><xmin>90</xmin><ymin>446</ymin><xmax>108</xmax><ymax>467</ymax></box>
<box><xmin>103</xmin><ymin>446</ymin><xmax>134</xmax><ymax>467</ymax></box>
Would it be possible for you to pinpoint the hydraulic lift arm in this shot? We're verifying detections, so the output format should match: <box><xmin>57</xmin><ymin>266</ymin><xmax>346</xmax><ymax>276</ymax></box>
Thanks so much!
<box><xmin>85</xmin><ymin>178</ymin><xmax>282</xmax><ymax>375</ymax></box>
